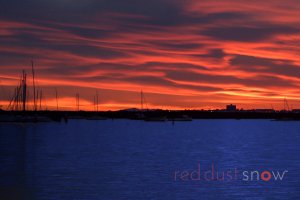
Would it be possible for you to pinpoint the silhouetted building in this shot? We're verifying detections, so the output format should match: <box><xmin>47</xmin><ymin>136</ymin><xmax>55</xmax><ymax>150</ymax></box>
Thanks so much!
<box><xmin>226</xmin><ymin>104</ymin><xmax>237</xmax><ymax>111</ymax></box>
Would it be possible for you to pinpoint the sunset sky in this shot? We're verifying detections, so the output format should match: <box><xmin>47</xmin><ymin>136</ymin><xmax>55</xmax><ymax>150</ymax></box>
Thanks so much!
<box><xmin>1</xmin><ymin>0</ymin><xmax>300</xmax><ymax>110</ymax></box>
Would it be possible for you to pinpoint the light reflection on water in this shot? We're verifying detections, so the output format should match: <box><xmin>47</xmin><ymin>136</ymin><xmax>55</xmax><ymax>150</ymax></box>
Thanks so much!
<box><xmin>0</xmin><ymin>119</ymin><xmax>300</xmax><ymax>199</ymax></box>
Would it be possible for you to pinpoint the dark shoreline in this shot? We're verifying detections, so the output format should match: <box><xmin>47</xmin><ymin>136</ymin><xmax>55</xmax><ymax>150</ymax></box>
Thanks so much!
<box><xmin>1</xmin><ymin>110</ymin><xmax>300</xmax><ymax>122</ymax></box>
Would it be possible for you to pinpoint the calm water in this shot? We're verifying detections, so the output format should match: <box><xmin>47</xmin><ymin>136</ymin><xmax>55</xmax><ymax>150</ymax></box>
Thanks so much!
<box><xmin>0</xmin><ymin>119</ymin><xmax>300</xmax><ymax>200</ymax></box>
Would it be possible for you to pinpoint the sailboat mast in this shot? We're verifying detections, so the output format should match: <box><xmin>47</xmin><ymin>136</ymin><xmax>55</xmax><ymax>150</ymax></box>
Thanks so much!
<box><xmin>31</xmin><ymin>60</ymin><xmax>36</xmax><ymax>111</ymax></box>
<box><xmin>76</xmin><ymin>93</ymin><xmax>80</xmax><ymax>111</ymax></box>
<box><xmin>284</xmin><ymin>98</ymin><xmax>290</xmax><ymax>111</ymax></box>
<box><xmin>40</xmin><ymin>90</ymin><xmax>42</xmax><ymax>110</ymax></box>
<box><xmin>78</xmin><ymin>94</ymin><xmax>80</xmax><ymax>111</ymax></box>
<box><xmin>55</xmin><ymin>88</ymin><xmax>59</xmax><ymax>110</ymax></box>
<box><xmin>22</xmin><ymin>70</ymin><xmax>27</xmax><ymax>112</ymax></box>
<box><xmin>94</xmin><ymin>95</ymin><xmax>96</xmax><ymax>111</ymax></box>
<box><xmin>96</xmin><ymin>90</ymin><xmax>99</xmax><ymax>112</ymax></box>
<box><xmin>141</xmin><ymin>90</ymin><xmax>143</xmax><ymax>110</ymax></box>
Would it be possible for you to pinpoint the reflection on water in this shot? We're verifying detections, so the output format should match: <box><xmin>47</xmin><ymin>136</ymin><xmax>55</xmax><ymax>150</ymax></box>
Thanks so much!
<box><xmin>0</xmin><ymin>120</ymin><xmax>300</xmax><ymax>199</ymax></box>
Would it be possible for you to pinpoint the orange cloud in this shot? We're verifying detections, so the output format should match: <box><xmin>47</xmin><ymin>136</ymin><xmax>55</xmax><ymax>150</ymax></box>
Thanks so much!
<box><xmin>1</xmin><ymin>0</ymin><xmax>300</xmax><ymax>110</ymax></box>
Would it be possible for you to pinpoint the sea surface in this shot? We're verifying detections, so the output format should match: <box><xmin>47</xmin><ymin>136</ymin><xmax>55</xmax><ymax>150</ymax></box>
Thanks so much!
<box><xmin>0</xmin><ymin>119</ymin><xmax>300</xmax><ymax>200</ymax></box>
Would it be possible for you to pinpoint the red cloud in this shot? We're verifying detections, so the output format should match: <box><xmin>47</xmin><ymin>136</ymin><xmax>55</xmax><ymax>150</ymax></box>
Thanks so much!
<box><xmin>1</xmin><ymin>0</ymin><xmax>300</xmax><ymax>110</ymax></box>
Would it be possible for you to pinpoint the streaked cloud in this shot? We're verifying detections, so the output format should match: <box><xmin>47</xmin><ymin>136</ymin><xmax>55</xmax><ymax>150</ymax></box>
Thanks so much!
<box><xmin>1</xmin><ymin>0</ymin><xmax>300</xmax><ymax>110</ymax></box>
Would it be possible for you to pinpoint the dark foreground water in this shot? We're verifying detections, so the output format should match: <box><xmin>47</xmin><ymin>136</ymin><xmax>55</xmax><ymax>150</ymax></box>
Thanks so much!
<box><xmin>0</xmin><ymin>119</ymin><xmax>300</xmax><ymax>200</ymax></box>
